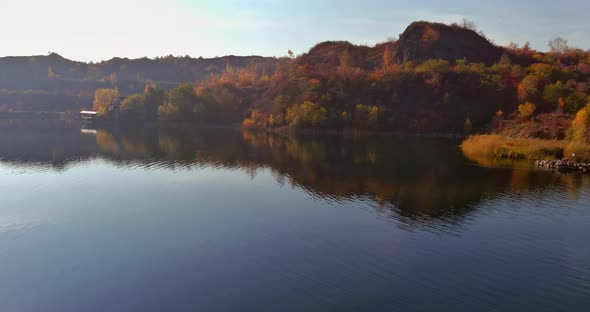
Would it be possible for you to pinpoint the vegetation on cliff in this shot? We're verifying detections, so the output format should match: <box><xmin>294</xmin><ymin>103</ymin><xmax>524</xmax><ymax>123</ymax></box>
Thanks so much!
<box><xmin>3</xmin><ymin>20</ymin><xmax>590</xmax><ymax>137</ymax></box>
<box><xmin>97</xmin><ymin>20</ymin><xmax>590</xmax><ymax>134</ymax></box>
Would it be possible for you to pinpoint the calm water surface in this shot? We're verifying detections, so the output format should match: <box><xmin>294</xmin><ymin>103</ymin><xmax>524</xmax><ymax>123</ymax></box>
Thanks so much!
<box><xmin>0</xmin><ymin>120</ymin><xmax>589</xmax><ymax>311</ymax></box>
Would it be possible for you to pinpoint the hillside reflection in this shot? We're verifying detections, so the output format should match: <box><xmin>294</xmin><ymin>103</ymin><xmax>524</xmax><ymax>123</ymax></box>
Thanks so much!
<box><xmin>0</xmin><ymin>120</ymin><xmax>583</xmax><ymax>222</ymax></box>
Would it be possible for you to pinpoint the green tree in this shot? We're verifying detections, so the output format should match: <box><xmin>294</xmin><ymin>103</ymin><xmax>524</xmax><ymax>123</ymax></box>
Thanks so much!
<box><xmin>143</xmin><ymin>83</ymin><xmax>166</xmax><ymax>121</ymax></box>
<box><xmin>120</xmin><ymin>94</ymin><xmax>145</xmax><ymax>120</ymax></box>
<box><xmin>415</xmin><ymin>59</ymin><xmax>450</xmax><ymax>74</ymax></box>
<box><xmin>564</xmin><ymin>92</ymin><xmax>589</xmax><ymax>113</ymax></box>
<box><xmin>286</xmin><ymin>101</ymin><xmax>328</xmax><ymax>128</ymax></box>
<box><xmin>158</xmin><ymin>83</ymin><xmax>200</xmax><ymax>120</ymax></box>
<box><xmin>543</xmin><ymin>81</ymin><xmax>568</xmax><ymax>109</ymax></box>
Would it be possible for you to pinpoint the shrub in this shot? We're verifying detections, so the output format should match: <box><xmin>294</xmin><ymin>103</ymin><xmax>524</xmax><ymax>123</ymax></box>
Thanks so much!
<box><xmin>415</xmin><ymin>59</ymin><xmax>450</xmax><ymax>74</ymax></box>
<box><xmin>464</xmin><ymin>118</ymin><xmax>473</xmax><ymax>134</ymax></box>
<box><xmin>518</xmin><ymin>102</ymin><xmax>536</xmax><ymax>120</ymax></box>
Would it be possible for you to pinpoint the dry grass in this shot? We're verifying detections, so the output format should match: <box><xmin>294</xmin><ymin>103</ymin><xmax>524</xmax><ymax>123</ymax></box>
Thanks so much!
<box><xmin>564</xmin><ymin>142</ymin><xmax>590</xmax><ymax>161</ymax></box>
<box><xmin>461</xmin><ymin>134</ymin><xmax>568</xmax><ymax>160</ymax></box>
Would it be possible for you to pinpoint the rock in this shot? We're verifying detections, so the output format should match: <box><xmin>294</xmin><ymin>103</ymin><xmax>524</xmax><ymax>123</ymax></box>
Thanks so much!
<box><xmin>535</xmin><ymin>158</ymin><xmax>590</xmax><ymax>173</ymax></box>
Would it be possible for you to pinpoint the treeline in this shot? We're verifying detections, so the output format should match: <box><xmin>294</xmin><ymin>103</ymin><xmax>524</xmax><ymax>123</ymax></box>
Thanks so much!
<box><xmin>93</xmin><ymin>81</ymin><xmax>249</xmax><ymax>124</ymax></box>
<box><xmin>104</xmin><ymin>47</ymin><xmax>590</xmax><ymax>133</ymax></box>
<box><xmin>0</xmin><ymin>53</ymin><xmax>274</xmax><ymax>113</ymax></box>
<box><xmin>83</xmin><ymin>21</ymin><xmax>590</xmax><ymax>133</ymax></box>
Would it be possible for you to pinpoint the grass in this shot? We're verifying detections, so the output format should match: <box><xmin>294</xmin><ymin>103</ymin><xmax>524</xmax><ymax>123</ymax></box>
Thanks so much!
<box><xmin>461</xmin><ymin>134</ymin><xmax>574</xmax><ymax>161</ymax></box>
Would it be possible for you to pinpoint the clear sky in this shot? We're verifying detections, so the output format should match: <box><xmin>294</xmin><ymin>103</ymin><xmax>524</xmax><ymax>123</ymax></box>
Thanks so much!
<box><xmin>2</xmin><ymin>0</ymin><xmax>589</xmax><ymax>62</ymax></box>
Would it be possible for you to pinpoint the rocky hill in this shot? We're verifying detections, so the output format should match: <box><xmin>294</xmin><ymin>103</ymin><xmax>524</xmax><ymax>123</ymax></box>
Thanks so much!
<box><xmin>297</xmin><ymin>21</ymin><xmax>533</xmax><ymax>70</ymax></box>
<box><xmin>394</xmin><ymin>21</ymin><xmax>505</xmax><ymax>65</ymax></box>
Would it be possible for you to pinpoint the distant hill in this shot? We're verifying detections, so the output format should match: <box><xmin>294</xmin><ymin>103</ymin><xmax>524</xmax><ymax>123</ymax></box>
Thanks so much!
<box><xmin>0</xmin><ymin>53</ymin><xmax>273</xmax><ymax>87</ymax></box>
<box><xmin>0</xmin><ymin>53</ymin><xmax>276</xmax><ymax>112</ymax></box>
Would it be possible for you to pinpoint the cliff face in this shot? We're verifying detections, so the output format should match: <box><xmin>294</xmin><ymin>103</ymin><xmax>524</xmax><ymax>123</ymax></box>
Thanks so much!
<box><xmin>393</xmin><ymin>21</ymin><xmax>505</xmax><ymax>65</ymax></box>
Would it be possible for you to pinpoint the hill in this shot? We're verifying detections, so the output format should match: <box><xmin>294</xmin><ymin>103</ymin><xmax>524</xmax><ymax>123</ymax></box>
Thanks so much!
<box><xmin>395</xmin><ymin>21</ymin><xmax>501</xmax><ymax>65</ymax></box>
<box><xmin>1</xmin><ymin>20</ymin><xmax>588</xmax><ymax>136</ymax></box>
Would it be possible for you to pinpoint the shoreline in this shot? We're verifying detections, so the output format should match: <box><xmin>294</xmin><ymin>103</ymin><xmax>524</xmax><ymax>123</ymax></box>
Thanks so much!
<box><xmin>536</xmin><ymin>159</ymin><xmax>590</xmax><ymax>173</ymax></box>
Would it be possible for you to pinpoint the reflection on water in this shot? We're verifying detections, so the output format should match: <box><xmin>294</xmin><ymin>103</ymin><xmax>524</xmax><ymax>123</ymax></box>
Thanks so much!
<box><xmin>0</xmin><ymin>120</ymin><xmax>589</xmax><ymax>312</ymax></box>
<box><xmin>0</xmin><ymin>120</ymin><xmax>583</xmax><ymax>223</ymax></box>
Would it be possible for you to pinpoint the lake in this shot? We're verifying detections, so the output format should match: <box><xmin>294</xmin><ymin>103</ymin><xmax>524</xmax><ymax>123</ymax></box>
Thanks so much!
<box><xmin>0</xmin><ymin>120</ymin><xmax>589</xmax><ymax>312</ymax></box>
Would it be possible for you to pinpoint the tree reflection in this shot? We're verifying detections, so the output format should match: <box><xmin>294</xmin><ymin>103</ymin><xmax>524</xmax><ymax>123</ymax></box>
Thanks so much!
<box><xmin>0</xmin><ymin>120</ymin><xmax>583</xmax><ymax>222</ymax></box>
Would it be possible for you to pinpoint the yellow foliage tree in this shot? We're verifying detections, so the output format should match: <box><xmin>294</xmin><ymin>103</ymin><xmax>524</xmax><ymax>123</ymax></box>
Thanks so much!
<box><xmin>518</xmin><ymin>102</ymin><xmax>536</xmax><ymax>120</ymax></box>
<box><xmin>92</xmin><ymin>88</ymin><xmax>120</xmax><ymax>116</ymax></box>
<box><xmin>383</xmin><ymin>45</ymin><xmax>394</xmax><ymax>71</ymax></box>
<box><xmin>286</xmin><ymin>101</ymin><xmax>328</xmax><ymax>128</ymax></box>
<box><xmin>569</xmin><ymin>104</ymin><xmax>590</xmax><ymax>143</ymax></box>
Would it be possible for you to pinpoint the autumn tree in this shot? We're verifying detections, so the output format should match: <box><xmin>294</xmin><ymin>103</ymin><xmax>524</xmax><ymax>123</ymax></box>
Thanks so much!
<box><xmin>48</xmin><ymin>66</ymin><xmax>57</xmax><ymax>78</ymax></box>
<box><xmin>92</xmin><ymin>88</ymin><xmax>120</xmax><ymax>116</ymax></box>
<box><xmin>491</xmin><ymin>110</ymin><xmax>504</xmax><ymax>131</ymax></box>
<box><xmin>339</xmin><ymin>49</ymin><xmax>354</xmax><ymax>68</ymax></box>
<box><xmin>518</xmin><ymin>75</ymin><xmax>542</xmax><ymax>102</ymax></box>
<box><xmin>383</xmin><ymin>45</ymin><xmax>394</xmax><ymax>71</ymax></box>
<box><xmin>286</xmin><ymin>101</ymin><xmax>328</xmax><ymax>128</ymax></box>
<box><xmin>568</xmin><ymin>104</ymin><xmax>590</xmax><ymax>143</ymax></box>
<box><xmin>354</xmin><ymin>104</ymin><xmax>386</xmax><ymax>129</ymax></box>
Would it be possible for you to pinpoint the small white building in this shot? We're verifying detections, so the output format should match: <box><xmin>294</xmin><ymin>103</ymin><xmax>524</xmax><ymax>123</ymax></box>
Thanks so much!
<box><xmin>79</xmin><ymin>97</ymin><xmax>124</xmax><ymax>121</ymax></box>
<box><xmin>80</xmin><ymin>110</ymin><xmax>98</xmax><ymax>121</ymax></box>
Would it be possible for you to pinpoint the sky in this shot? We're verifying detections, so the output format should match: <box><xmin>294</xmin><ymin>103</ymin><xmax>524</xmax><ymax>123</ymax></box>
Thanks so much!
<box><xmin>1</xmin><ymin>0</ymin><xmax>589</xmax><ymax>62</ymax></box>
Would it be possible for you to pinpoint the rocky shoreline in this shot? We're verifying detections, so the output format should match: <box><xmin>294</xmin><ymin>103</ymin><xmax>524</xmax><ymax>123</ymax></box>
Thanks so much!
<box><xmin>535</xmin><ymin>158</ymin><xmax>590</xmax><ymax>173</ymax></box>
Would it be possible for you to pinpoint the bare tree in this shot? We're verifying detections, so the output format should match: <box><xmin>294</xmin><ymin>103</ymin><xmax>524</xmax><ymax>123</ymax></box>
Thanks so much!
<box><xmin>507</xmin><ymin>42</ymin><xmax>520</xmax><ymax>50</ymax></box>
<box><xmin>548</xmin><ymin>37</ymin><xmax>570</xmax><ymax>54</ymax></box>
<box><xmin>461</xmin><ymin>18</ymin><xmax>477</xmax><ymax>31</ymax></box>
